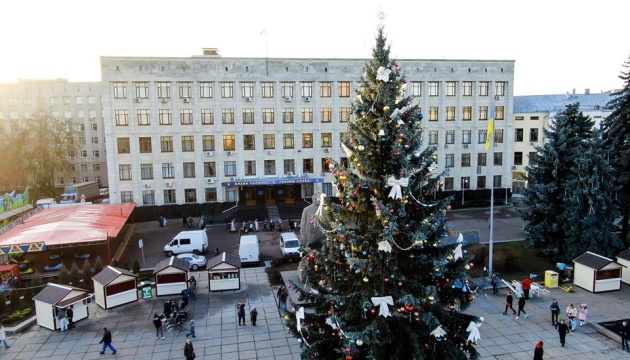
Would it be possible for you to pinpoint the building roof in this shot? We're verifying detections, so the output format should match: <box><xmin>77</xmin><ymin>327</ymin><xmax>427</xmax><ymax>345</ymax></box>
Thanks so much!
<box><xmin>207</xmin><ymin>252</ymin><xmax>241</xmax><ymax>269</ymax></box>
<box><xmin>573</xmin><ymin>251</ymin><xmax>616</xmax><ymax>270</ymax></box>
<box><xmin>514</xmin><ymin>92</ymin><xmax>613</xmax><ymax>113</ymax></box>
<box><xmin>92</xmin><ymin>266</ymin><xmax>137</xmax><ymax>285</ymax></box>
<box><xmin>153</xmin><ymin>256</ymin><xmax>189</xmax><ymax>274</ymax></box>
<box><xmin>32</xmin><ymin>283</ymin><xmax>88</xmax><ymax>305</ymax></box>
<box><xmin>617</xmin><ymin>249</ymin><xmax>630</xmax><ymax>262</ymax></box>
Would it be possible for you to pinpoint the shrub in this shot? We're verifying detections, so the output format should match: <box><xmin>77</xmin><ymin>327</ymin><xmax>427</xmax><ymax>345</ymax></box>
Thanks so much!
<box><xmin>82</xmin><ymin>260</ymin><xmax>94</xmax><ymax>291</ymax></box>
<box><xmin>23</xmin><ymin>288</ymin><xmax>34</xmax><ymax>303</ymax></box>
<box><xmin>132</xmin><ymin>260</ymin><xmax>141</xmax><ymax>274</ymax></box>
<box><xmin>0</xmin><ymin>294</ymin><xmax>7</xmax><ymax>314</ymax></box>
<box><xmin>10</xmin><ymin>289</ymin><xmax>20</xmax><ymax>311</ymax></box>
<box><xmin>70</xmin><ymin>262</ymin><xmax>81</xmax><ymax>286</ymax></box>
<box><xmin>58</xmin><ymin>265</ymin><xmax>70</xmax><ymax>285</ymax></box>
<box><xmin>30</xmin><ymin>271</ymin><xmax>44</xmax><ymax>296</ymax></box>
<box><xmin>467</xmin><ymin>244</ymin><xmax>488</xmax><ymax>269</ymax></box>
<box><xmin>94</xmin><ymin>256</ymin><xmax>104</xmax><ymax>274</ymax></box>
<box><xmin>6</xmin><ymin>307</ymin><xmax>32</xmax><ymax>321</ymax></box>
<box><xmin>493</xmin><ymin>247</ymin><xmax>519</xmax><ymax>271</ymax></box>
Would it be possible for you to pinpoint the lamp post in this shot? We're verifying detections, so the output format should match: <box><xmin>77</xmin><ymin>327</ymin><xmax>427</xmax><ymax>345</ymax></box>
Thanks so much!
<box><xmin>505</xmin><ymin>176</ymin><xmax>512</xmax><ymax>205</ymax></box>
<box><xmin>461</xmin><ymin>178</ymin><xmax>468</xmax><ymax>205</ymax></box>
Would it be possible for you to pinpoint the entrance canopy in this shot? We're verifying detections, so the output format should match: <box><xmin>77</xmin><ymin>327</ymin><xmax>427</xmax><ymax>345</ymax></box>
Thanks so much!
<box><xmin>221</xmin><ymin>176</ymin><xmax>324</xmax><ymax>187</ymax></box>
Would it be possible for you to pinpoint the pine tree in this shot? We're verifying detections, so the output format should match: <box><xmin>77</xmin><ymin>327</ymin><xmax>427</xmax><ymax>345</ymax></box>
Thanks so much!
<box><xmin>602</xmin><ymin>54</ymin><xmax>630</xmax><ymax>244</ymax></box>
<box><xmin>286</xmin><ymin>26</ymin><xmax>479</xmax><ymax>360</ymax></box>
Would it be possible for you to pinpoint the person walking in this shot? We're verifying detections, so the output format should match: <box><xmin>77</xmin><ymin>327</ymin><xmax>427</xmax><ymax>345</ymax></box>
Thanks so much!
<box><xmin>57</xmin><ymin>306</ymin><xmax>68</xmax><ymax>332</ymax></box>
<box><xmin>521</xmin><ymin>277</ymin><xmax>533</xmax><ymax>300</ymax></box>
<box><xmin>533</xmin><ymin>340</ymin><xmax>544</xmax><ymax>360</ymax></box>
<box><xmin>99</xmin><ymin>327</ymin><xmax>117</xmax><ymax>355</ymax></box>
<box><xmin>254</xmin><ymin>219</ymin><xmax>259</xmax><ymax>232</ymax></box>
<box><xmin>503</xmin><ymin>292</ymin><xmax>516</xmax><ymax>315</ymax></box>
<box><xmin>67</xmin><ymin>305</ymin><xmax>74</xmax><ymax>330</ymax></box>
<box><xmin>250</xmin><ymin>306</ymin><xmax>258</xmax><ymax>326</ymax></box>
<box><xmin>566</xmin><ymin>304</ymin><xmax>577</xmax><ymax>331</ymax></box>
<box><xmin>557</xmin><ymin>319</ymin><xmax>569</xmax><ymax>347</ymax></box>
<box><xmin>620</xmin><ymin>321</ymin><xmax>630</xmax><ymax>352</ymax></box>
<box><xmin>578</xmin><ymin>304</ymin><xmax>588</xmax><ymax>326</ymax></box>
<box><xmin>153</xmin><ymin>313</ymin><xmax>165</xmax><ymax>339</ymax></box>
<box><xmin>184</xmin><ymin>338</ymin><xmax>195</xmax><ymax>360</ymax></box>
<box><xmin>550</xmin><ymin>299</ymin><xmax>560</xmax><ymax>327</ymax></box>
<box><xmin>277</xmin><ymin>285</ymin><xmax>288</xmax><ymax>310</ymax></box>
<box><xmin>0</xmin><ymin>323</ymin><xmax>10</xmax><ymax>349</ymax></box>
<box><xmin>182</xmin><ymin>214</ymin><xmax>187</xmax><ymax>228</ymax></box>
<box><xmin>515</xmin><ymin>296</ymin><xmax>527</xmax><ymax>319</ymax></box>
<box><xmin>237</xmin><ymin>301</ymin><xmax>246</xmax><ymax>326</ymax></box>
<box><xmin>186</xmin><ymin>320</ymin><xmax>196</xmax><ymax>338</ymax></box>
<box><xmin>491</xmin><ymin>274</ymin><xmax>498</xmax><ymax>295</ymax></box>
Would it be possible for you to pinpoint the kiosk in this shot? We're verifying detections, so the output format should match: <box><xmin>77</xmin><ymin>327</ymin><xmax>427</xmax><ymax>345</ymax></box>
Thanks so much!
<box><xmin>92</xmin><ymin>266</ymin><xmax>139</xmax><ymax>309</ymax></box>
<box><xmin>153</xmin><ymin>257</ymin><xmax>189</xmax><ymax>296</ymax></box>
<box><xmin>207</xmin><ymin>252</ymin><xmax>241</xmax><ymax>291</ymax></box>
<box><xmin>615</xmin><ymin>249</ymin><xmax>630</xmax><ymax>285</ymax></box>
<box><xmin>573</xmin><ymin>251</ymin><xmax>622</xmax><ymax>293</ymax></box>
<box><xmin>32</xmin><ymin>283</ymin><xmax>93</xmax><ymax>331</ymax></box>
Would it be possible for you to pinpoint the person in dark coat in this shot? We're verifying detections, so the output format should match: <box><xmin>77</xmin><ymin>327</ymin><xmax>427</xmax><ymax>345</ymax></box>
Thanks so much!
<box><xmin>164</xmin><ymin>300</ymin><xmax>172</xmax><ymax>318</ymax></box>
<box><xmin>250</xmin><ymin>306</ymin><xmax>258</xmax><ymax>326</ymax></box>
<box><xmin>515</xmin><ymin>296</ymin><xmax>527</xmax><ymax>319</ymax></box>
<box><xmin>620</xmin><ymin>321</ymin><xmax>630</xmax><ymax>352</ymax></box>
<box><xmin>550</xmin><ymin>299</ymin><xmax>560</xmax><ymax>327</ymax></box>
<box><xmin>99</xmin><ymin>327</ymin><xmax>117</xmax><ymax>354</ymax></box>
<box><xmin>237</xmin><ymin>301</ymin><xmax>246</xmax><ymax>326</ymax></box>
<box><xmin>533</xmin><ymin>340</ymin><xmax>544</xmax><ymax>360</ymax></box>
<box><xmin>491</xmin><ymin>274</ymin><xmax>498</xmax><ymax>295</ymax></box>
<box><xmin>67</xmin><ymin>305</ymin><xmax>74</xmax><ymax>329</ymax></box>
<box><xmin>184</xmin><ymin>338</ymin><xmax>195</xmax><ymax>359</ymax></box>
<box><xmin>503</xmin><ymin>292</ymin><xmax>516</xmax><ymax>315</ymax></box>
<box><xmin>153</xmin><ymin>313</ymin><xmax>165</xmax><ymax>339</ymax></box>
<box><xmin>557</xmin><ymin>320</ymin><xmax>569</xmax><ymax>347</ymax></box>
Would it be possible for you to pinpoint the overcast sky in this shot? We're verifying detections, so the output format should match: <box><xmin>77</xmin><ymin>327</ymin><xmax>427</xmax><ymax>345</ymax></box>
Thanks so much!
<box><xmin>1</xmin><ymin>0</ymin><xmax>628</xmax><ymax>95</ymax></box>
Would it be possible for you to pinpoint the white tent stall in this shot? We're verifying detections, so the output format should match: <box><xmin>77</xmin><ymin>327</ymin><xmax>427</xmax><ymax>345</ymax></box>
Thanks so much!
<box><xmin>153</xmin><ymin>257</ymin><xmax>189</xmax><ymax>296</ymax></box>
<box><xmin>615</xmin><ymin>249</ymin><xmax>630</xmax><ymax>285</ymax></box>
<box><xmin>92</xmin><ymin>266</ymin><xmax>139</xmax><ymax>309</ymax></box>
<box><xmin>32</xmin><ymin>283</ymin><xmax>94</xmax><ymax>331</ymax></box>
<box><xmin>573</xmin><ymin>251</ymin><xmax>622</xmax><ymax>293</ymax></box>
<box><xmin>207</xmin><ymin>252</ymin><xmax>241</xmax><ymax>291</ymax></box>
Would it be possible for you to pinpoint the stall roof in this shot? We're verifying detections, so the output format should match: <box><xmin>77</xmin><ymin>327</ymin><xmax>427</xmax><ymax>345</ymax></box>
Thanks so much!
<box><xmin>93</xmin><ymin>266</ymin><xmax>137</xmax><ymax>285</ymax></box>
<box><xmin>32</xmin><ymin>283</ymin><xmax>89</xmax><ymax>305</ymax></box>
<box><xmin>617</xmin><ymin>249</ymin><xmax>630</xmax><ymax>262</ymax></box>
<box><xmin>153</xmin><ymin>256</ymin><xmax>189</xmax><ymax>274</ymax></box>
<box><xmin>574</xmin><ymin>251</ymin><xmax>619</xmax><ymax>270</ymax></box>
<box><xmin>0</xmin><ymin>204</ymin><xmax>135</xmax><ymax>252</ymax></box>
<box><xmin>207</xmin><ymin>252</ymin><xmax>241</xmax><ymax>269</ymax></box>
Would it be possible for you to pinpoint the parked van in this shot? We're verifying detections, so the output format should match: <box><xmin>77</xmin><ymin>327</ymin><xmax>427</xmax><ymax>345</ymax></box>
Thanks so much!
<box><xmin>280</xmin><ymin>232</ymin><xmax>301</xmax><ymax>258</ymax></box>
<box><xmin>35</xmin><ymin>198</ymin><xmax>57</xmax><ymax>208</ymax></box>
<box><xmin>239</xmin><ymin>235</ymin><xmax>260</xmax><ymax>266</ymax></box>
<box><xmin>164</xmin><ymin>230</ymin><xmax>209</xmax><ymax>256</ymax></box>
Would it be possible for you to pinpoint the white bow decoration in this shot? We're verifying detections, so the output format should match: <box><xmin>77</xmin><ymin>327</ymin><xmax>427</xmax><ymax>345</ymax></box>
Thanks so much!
<box><xmin>315</xmin><ymin>193</ymin><xmax>326</xmax><ymax>217</ymax></box>
<box><xmin>457</xmin><ymin>233</ymin><xmax>464</xmax><ymax>243</ymax></box>
<box><xmin>377</xmin><ymin>240</ymin><xmax>392</xmax><ymax>253</ymax></box>
<box><xmin>371</xmin><ymin>296</ymin><xmax>394</xmax><ymax>317</ymax></box>
<box><xmin>453</xmin><ymin>244</ymin><xmax>463</xmax><ymax>261</ymax></box>
<box><xmin>387</xmin><ymin>176</ymin><xmax>409</xmax><ymax>200</ymax></box>
<box><xmin>466</xmin><ymin>318</ymin><xmax>484</xmax><ymax>343</ymax></box>
<box><xmin>430</xmin><ymin>325</ymin><xmax>447</xmax><ymax>339</ymax></box>
<box><xmin>296</xmin><ymin>307</ymin><xmax>305</xmax><ymax>332</ymax></box>
<box><xmin>390</xmin><ymin>108</ymin><xmax>405</xmax><ymax>125</ymax></box>
<box><xmin>376</xmin><ymin>66</ymin><xmax>391</xmax><ymax>82</ymax></box>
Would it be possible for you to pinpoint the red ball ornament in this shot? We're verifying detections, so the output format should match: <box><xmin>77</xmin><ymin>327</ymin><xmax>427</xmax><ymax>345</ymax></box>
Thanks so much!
<box><xmin>447</xmin><ymin>230</ymin><xmax>453</xmax><ymax>236</ymax></box>
<box><xmin>309</xmin><ymin>254</ymin><xmax>316</xmax><ymax>260</ymax></box>
<box><xmin>405</xmin><ymin>305</ymin><xmax>414</xmax><ymax>312</ymax></box>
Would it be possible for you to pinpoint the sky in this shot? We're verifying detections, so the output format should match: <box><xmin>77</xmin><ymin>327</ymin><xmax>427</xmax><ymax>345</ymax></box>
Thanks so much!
<box><xmin>1</xmin><ymin>0</ymin><xmax>628</xmax><ymax>96</ymax></box>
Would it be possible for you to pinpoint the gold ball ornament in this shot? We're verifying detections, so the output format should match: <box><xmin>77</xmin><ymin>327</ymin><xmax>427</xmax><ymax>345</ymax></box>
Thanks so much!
<box><xmin>383</xmin><ymin>106</ymin><xmax>390</xmax><ymax>113</ymax></box>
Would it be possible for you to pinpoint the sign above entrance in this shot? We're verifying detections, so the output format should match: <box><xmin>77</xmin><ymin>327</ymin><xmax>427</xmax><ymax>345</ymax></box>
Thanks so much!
<box><xmin>221</xmin><ymin>177</ymin><xmax>324</xmax><ymax>187</ymax></box>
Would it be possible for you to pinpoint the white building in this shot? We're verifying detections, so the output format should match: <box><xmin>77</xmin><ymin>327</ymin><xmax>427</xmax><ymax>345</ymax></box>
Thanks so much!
<box><xmin>101</xmin><ymin>49</ymin><xmax>515</xmax><ymax>206</ymax></box>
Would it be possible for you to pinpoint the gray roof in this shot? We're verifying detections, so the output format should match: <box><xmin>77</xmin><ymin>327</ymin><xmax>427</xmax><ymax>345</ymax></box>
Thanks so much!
<box><xmin>617</xmin><ymin>249</ymin><xmax>630</xmax><ymax>262</ymax></box>
<box><xmin>32</xmin><ymin>283</ymin><xmax>88</xmax><ymax>305</ymax></box>
<box><xmin>573</xmin><ymin>251</ymin><xmax>616</xmax><ymax>270</ymax></box>
<box><xmin>207</xmin><ymin>252</ymin><xmax>241</xmax><ymax>269</ymax></box>
<box><xmin>92</xmin><ymin>266</ymin><xmax>137</xmax><ymax>285</ymax></box>
<box><xmin>514</xmin><ymin>92</ymin><xmax>613</xmax><ymax>114</ymax></box>
<box><xmin>153</xmin><ymin>256</ymin><xmax>189</xmax><ymax>274</ymax></box>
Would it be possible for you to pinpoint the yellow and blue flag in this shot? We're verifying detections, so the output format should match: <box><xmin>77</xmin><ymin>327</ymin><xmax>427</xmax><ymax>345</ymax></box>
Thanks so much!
<box><xmin>485</xmin><ymin>108</ymin><xmax>494</xmax><ymax>150</ymax></box>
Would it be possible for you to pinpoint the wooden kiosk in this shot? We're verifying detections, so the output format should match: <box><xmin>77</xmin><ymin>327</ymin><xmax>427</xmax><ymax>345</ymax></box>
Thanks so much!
<box><xmin>92</xmin><ymin>266</ymin><xmax>139</xmax><ymax>309</ymax></box>
<box><xmin>32</xmin><ymin>283</ymin><xmax>94</xmax><ymax>331</ymax></box>
<box><xmin>153</xmin><ymin>257</ymin><xmax>190</xmax><ymax>296</ymax></box>
<box><xmin>615</xmin><ymin>249</ymin><xmax>630</xmax><ymax>285</ymax></box>
<box><xmin>573</xmin><ymin>251</ymin><xmax>622</xmax><ymax>293</ymax></box>
<box><xmin>207</xmin><ymin>252</ymin><xmax>241</xmax><ymax>291</ymax></box>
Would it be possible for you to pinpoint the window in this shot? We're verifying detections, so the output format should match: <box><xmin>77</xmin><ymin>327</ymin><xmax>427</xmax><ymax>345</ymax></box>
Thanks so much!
<box><xmin>88</xmin><ymin>96</ymin><xmax>96</xmax><ymax>104</ymax></box>
<box><xmin>161</xmin><ymin>136</ymin><xmax>173</xmax><ymax>152</ymax></box>
<box><xmin>261</xmin><ymin>82</ymin><xmax>274</xmax><ymax>98</ymax></box>
<box><xmin>137</xmin><ymin>109</ymin><xmax>150</xmax><ymax>125</ymax></box>
<box><xmin>282</xmin><ymin>108</ymin><xmax>294</xmax><ymax>123</ymax></box>
<box><xmin>530</xmin><ymin>116</ymin><xmax>540</xmax><ymax>120</ymax></box>
<box><xmin>115</xmin><ymin>110</ymin><xmax>128</xmax><ymax>126</ymax></box>
<box><xmin>515</xmin><ymin>116</ymin><xmax>524</xmax><ymax>121</ymax></box>
<box><xmin>142</xmin><ymin>190</ymin><xmax>155</xmax><ymax>205</ymax></box>
<box><xmin>493</xmin><ymin>175</ymin><xmax>502</xmax><ymax>188</ymax></box>
<box><xmin>320</xmin><ymin>82</ymin><xmax>332</xmax><ymax>97</ymax></box>
<box><xmin>179</xmin><ymin>82</ymin><xmax>192</xmax><ymax>98</ymax></box>
<box><xmin>224</xmin><ymin>161</ymin><xmax>236</xmax><ymax>176</ymax></box>
<box><xmin>119</xmin><ymin>164</ymin><xmax>132</xmax><ymax>180</ymax></box>
<box><xmin>429</xmin><ymin>82</ymin><xmax>439</xmax><ymax>96</ymax></box>
<box><xmin>91</xmin><ymin>123</ymin><xmax>98</xmax><ymax>131</ymax></box>
<box><xmin>202</xmin><ymin>135</ymin><xmax>215</xmax><ymax>151</ymax></box>
<box><xmin>321</xmin><ymin>107</ymin><xmax>332</xmax><ymax>123</ymax></box>
<box><xmin>205</xmin><ymin>188</ymin><xmax>217</xmax><ymax>202</ymax></box>
<box><xmin>93</xmin><ymin>163</ymin><xmax>101</xmax><ymax>171</ymax></box>
<box><xmin>494</xmin><ymin>152</ymin><xmax>503</xmax><ymax>166</ymax></box>
<box><xmin>141</xmin><ymin>164</ymin><xmax>153</xmax><ymax>179</ymax></box>
<box><xmin>462</xmin><ymin>130</ymin><xmax>471</xmax><ymax>144</ymax></box>
<box><xmin>445</xmin><ymin>130</ymin><xmax>455</xmax><ymax>144</ymax></box>
<box><xmin>478</xmin><ymin>130</ymin><xmax>487</xmax><ymax>144</ymax></box>
<box><xmin>302</xmin><ymin>133</ymin><xmax>313</xmax><ymax>148</ymax></box>
<box><xmin>429</xmin><ymin>107</ymin><xmax>439</xmax><ymax>121</ymax></box>
<box><xmin>243</xmin><ymin>135</ymin><xmax>255</xmax><ymax>150</ymax></box>
<box><xmin>113</xmin><ymin>82</ymin><xmax>127</xmax><ymax>98</ymax></box>
<box><xmin>477</xmin><ymin>176</ymin><xmax>486</xmax><ymax>189</ymax></box>
<box><xmin>223</xmin><ymin>135</ymin><xmax>235</xmax><ymax>151</ymax></box>
<box><xmin>429</xmin><ymin>130</ymin><xmax>439</xmax><ymax>145</ymax></box>
<box><xmin>201</xmin><ymin>109</ymin><xmax>214</xmax><ymax>124</ymax></box>
<box><xmin>93</xmin><ymin>150</ymin><xmax>101</xmax><ymax>158</ymax></box>
<box><xmin>244</xmin><ymin>160</ymin><xmax>256</xmax><ymax>176</ymax></box>
<box><xmin>204</xmin><ymin>162</ymin><xmax>216</xmax><ymax>177</ymax></box>
<box><xmin>284</xmin><ymin>159</ymin><xmax>295</xmax><ymax>174</ymax></box>
<box><xmin>479</xmin><ymin>106</ymin><xmax>488</xmax><ymax>121</ymax></box>
<box><xmin>180</xmin><ymin>109</ymin><xmax>193</xmax><ymax>125</ymax></box>
<box><xmin>139</xmin><ymin>137</ymin><xmax>152</xmax><ymax>153</ymax></box>
<box><xmin>495</xmin><ymin>81</ymin><xmax>506</xmax><ymax>96</ymax></box>
<box><xmin>529</xmin><ymin>128</ymin><xmax>539</xmax><ymax>142</ymax></box>
<box><xmin>162</xmin><ymin>163</ymin><xmax>175</xmax><ymax>178</ymax></box>
<box><xmin>200</xmin><ymin>82</ymin><xmax>213</xmax><ymax>98</ymax></box>
<box><xmin>263</xmin><ymin>134</ymin><xmax>275</xmax><ymax>149</ymax></box>
<box><xmin>62</xmin><ymin>96</ymin><xmax>71</xmax><ymax>105</ymax></box>
<box><xmin>463</xmin><ymin>81</ymin><xmax>472</xmax><ymax>96</ymax></box>
<box><xmin>283</xmin><ymin>134</ymin><xmax>295</xmax><ymax>149</ymax></box>
<box><xmin>446</xmin><ymin>106</ymin><xmax>455</xmax><ymax>121</ymax></box>
<box><xmin>281</xmin><ymin>82</ymin><xmax>294</xmax><ymax>98</ymax></box>
<box><xmin>303</xmin><ymin>158</ymin><xmax>314</xmax><ymax>173</ymax></box>
<box><xmin>462</xmin><ymin>106</ymin><xmax>472</xmax><ymax>121</ymax></box>
<box><xmin>57</xmin><ymin>177</ymin><xmax>65</xmax><ymax>185</ymax></box>
<box><xmin>461</xmin><ymin>153</ymin><xmax>471</xmax><ymax>167</ymax></box>
<box><xmin>262</xmin><ymin>108</ymin><xmax>274</xmax><ymax>124</ymax></box>
<box><xmin>479</xmin><ymin>81</ymin><xmax>489</xmax><ymax>96</ymax></box>
<box><xmin>321</xmin><ymin>133</ymin><xmax>332</xmax><ymax>147</ymax></box>
<box><xmin>495</xmin><ymin>106</ymin><xmax>505</xmax><ymax>120</ymax></box>
<box><xmin>164</xmin><ymin>189</ymin><xmax>176</xmax><ymax>204</ymax></box>
<box><xmin>302</xmin><ymin>108</ymin><xmax>313</xmax><ymax>123</ymax></box>
<box><xmin>221</xmin><ymin>82</ymin><xmax>234</xmax><ymax>98</ymax></box>
<box><xmin>242</xmin><ymin>108</ymin><xmax>254</xmax><ymax>124</ymax></box>
<box><xmin>117</xmin><ymin>138</ymin><xmax>130</xmax><ymax>154</ymax></box>
<box><xmin>515</xmin><ymin>129</ymin><xmax>524</xmax><ymax>142</ymax></box>
<box><xmin>301</xmin><ymin>82</ymin><xmax>313</xmax><ymax>97</ymax></box>
<box><xmin>157</xmin><ymin>82</ymin><xmax>171</xmax><ymax>98</ymax></box>
<box><xmin>446</xmin><ymin>82</ymin><xmax>456</xmax><ymax>96</ymax></box>
<box><xmin>494</xmin><ymin>129</ymin><xmax>504</xmax><ymax>143</ymax></box>
<box><xmin>182</xmin><ymin>136</ymin><xmax>194</xmax><ymax>152</ymax></box>
<box><xmin>264</xmin><ymin>160</ymin><xmax>276</xmax><ymax>175</ymax></box>
<box><xmin>514</xmin><ymin>152</ymin><xmax>523</xmax><ymax>165</ymax></box>
<box><xmin>241</xmin><ymin>82</ymin><xmax>254</xmax><ymax>98</ymax></box>
<box><xmin>183</xmin><ymin>162</ymin><xmax>195</xmax><ymax>178</ymax></box>
<box><xmin>411</xmin><ymin>81</ymin><xmax>422</xmax><ymax>96</ymax></box>
<box><xmin>220</xmin><ymin>108</ymin><xmax>234</xmax><ymax>124</ymax></box>
<box><xmin>159</xmin><ymin>109</ymin><xmax>172</xmax><ymax>125</ymax></box>
<box><xmin>528</xmin><ymin>152</ymin><xmax>537</xmax><ymax>165</ymax></box>
<box><xmin>339</xmin><ymin>81</ymin><xmax>351</xmax><ymax>97</ymax></box>
<box><xmin>445</xmin><ymin>154</ymin><xmax>455</xmax><ymax>167</ymax></box>
<box><xmin>120</xmin><ymin>191</ymin><xmax>133</xmax><ymax>203</ymax></box>
<box><xmin>478</xmin><ymin>153</ymin><xmax>487</xmax><ymax>166</ymax></box>
<box><xmin>339</xmin><ymin>107</ymin><xmax>350</xmax><ymax>122</ymax></box>
<box><xmin>444</xmin><ymin>177</ymin><xmax>454</xmax><ymax>190</ymax></box>
<box><xmin>135</xmin><ymin>82</ymin><xmax>149</xmax><ymax>98</ymax></box>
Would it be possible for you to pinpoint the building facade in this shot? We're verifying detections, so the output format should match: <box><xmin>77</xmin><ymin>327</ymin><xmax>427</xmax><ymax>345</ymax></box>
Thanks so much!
<box><xmin>101</xmin><ymin>51</ymin><xmax>515</xmax><ymax>206</ymax></box>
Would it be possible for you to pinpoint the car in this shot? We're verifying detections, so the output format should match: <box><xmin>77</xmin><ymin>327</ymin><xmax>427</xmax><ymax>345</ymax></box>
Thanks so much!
<box><xmin>280</xmin><ymin>232</ymin><xmax>301</xmax><ymax>258</ymax></box>
<box><xmin>176</xmin><ymin>253</ymin><xmax>207</xmax><ymax>270</ymax></box>
<box><xmin>99</xmin><ymin>188</ymin><xmax>109</xmax><ymax>197</ymax></box>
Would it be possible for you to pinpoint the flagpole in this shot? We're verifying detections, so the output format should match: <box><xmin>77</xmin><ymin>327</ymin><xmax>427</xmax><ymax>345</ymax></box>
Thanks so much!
<box><xmin>487</xmin><ymin>106</ymin><xmax>495</xmax><ymax>279</ymax></box>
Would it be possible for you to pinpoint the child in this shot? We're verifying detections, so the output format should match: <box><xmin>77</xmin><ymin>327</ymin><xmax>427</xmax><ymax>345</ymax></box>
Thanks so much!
<box><xmin>186</xmin><ymin>320</ymin><xmax>196</xmax><ymax>338</ymax></box>
<box><xmin>578</xmin><ymin>304</ymin><xmax>588</xmax><ymax>326</ymax></box>
<box><xmin>250</xmin><ymin>306</ymin><xmax>258</xmax><ymax>326</ymax></box>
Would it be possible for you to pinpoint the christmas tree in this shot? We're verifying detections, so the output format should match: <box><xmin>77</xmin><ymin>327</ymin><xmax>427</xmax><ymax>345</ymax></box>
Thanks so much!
<box><xmin>286</xmin><ymin>26</ymin><xmax>480</xmax><ymax>360</ymax></box>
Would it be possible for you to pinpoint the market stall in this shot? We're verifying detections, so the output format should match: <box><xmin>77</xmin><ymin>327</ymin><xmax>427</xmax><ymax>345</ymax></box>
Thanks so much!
<box><xmin>207</xmin><ymin>252</ymin><xmax>241</xmax><ymax>291</ymax></box>
<box><xmin>92</xmin><ymin>266</ymin><xmax>139</xmax><ymax>309</ymax></box>
<box><xmin>153</xmin><ymin>257</ymin><xmax>189</xmax><ymax>296</ymax></box>
<box><xmin>573</xmin><ymin>251</ymin><xmax>622</xmax><ymax>293</ymax></box>
<box><xmin>615</xmin><ymin>249</ymin><xmax>630</xmax><ymax>285</ymax></box>
<box><xmin>32</xmin><ymin>283</ymin><xmax>93</xmax><ymax>331</ymax></box>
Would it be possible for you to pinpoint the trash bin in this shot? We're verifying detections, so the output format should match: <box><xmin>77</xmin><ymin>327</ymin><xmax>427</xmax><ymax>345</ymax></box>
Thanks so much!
<box><xmin>141</xmin><ymin>281</ymin><xmax>152</xmax><ymax>299</ymax></box>
<box><xmin>545</xmin><ymin>270</ymin><xmax>558</xmax><ymax>288</ymax></box>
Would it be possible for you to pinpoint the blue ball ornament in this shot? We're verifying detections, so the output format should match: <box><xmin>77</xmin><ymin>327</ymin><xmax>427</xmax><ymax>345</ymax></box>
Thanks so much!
<box><xmin>390</xmin><ymin>274</ymin><xmax>395</xmax><ymax>279</ymax></box>
<box><xmin>417</xmin><ymin>113</ymin><xmax>423</xmax><ymax>120</ymax></box>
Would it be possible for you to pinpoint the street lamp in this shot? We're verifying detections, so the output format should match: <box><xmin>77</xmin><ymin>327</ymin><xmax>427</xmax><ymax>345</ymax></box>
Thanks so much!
<box><xmin>505</xmin><ymin>177</ymin><xmax>512</xmax><ymax>205</ymax></box>
<box><xmin>461</xmin><ymin>178</ymin><xmax>468</xmax><ymax>205</ymax></box>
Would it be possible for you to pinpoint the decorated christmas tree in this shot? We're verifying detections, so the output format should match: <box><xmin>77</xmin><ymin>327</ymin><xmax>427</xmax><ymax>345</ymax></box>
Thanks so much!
<box><xmin>286</xmin><ymin>26</ymin><xmax>481</xmax><ymax>360</ymax></box>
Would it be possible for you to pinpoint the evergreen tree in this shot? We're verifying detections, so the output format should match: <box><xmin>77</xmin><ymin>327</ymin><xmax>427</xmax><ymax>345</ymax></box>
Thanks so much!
<box><xmin>522</xmin><ymin>103</ymin><xmax>622</xmax><ymax>262</ymax></box>
<box><xmin>286</xmin><ymin>26</ymin><xmax>479</xmax><ymax>360</ymax></box>
<box><xmin>602</xmin><ymin>54</ymin><xmax>630</xmax><ymax>244</ymax></box>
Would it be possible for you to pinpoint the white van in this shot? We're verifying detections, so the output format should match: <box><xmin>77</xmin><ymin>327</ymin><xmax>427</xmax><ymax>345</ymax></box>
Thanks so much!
<box><xmin>280</xmin><ymin>232</ymin><xmax>301</xmax><ymax>258</ymax></box>
<box><xmin>164</xmin><ymin>230</ymin><xmax>209</xmax><ymax>256</ymax></box>
<box><xmin>239</xmin><ymin>235</ymin><xmax>260</xmax><ymax>266</ymax></box>
<box><xmin>35</xmin><ymin>198</ymin><xmax>57</xmax><ymax>208</ymax></box>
